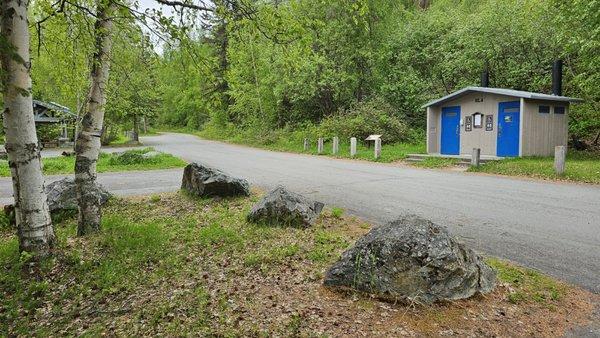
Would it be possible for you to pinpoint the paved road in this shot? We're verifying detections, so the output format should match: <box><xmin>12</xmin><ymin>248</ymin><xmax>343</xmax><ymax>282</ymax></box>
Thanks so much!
<box><xmin>1</xmin><ymin>132</ymin><xmax>599</xmax><ymax>293</ymax></box>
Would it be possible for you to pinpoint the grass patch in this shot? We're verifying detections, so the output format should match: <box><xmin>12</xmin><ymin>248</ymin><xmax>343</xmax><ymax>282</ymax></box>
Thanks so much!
<box><xmin>468</xmin><ymin>150</ymin><xmax>600</xmax><ymax>183</ymax></box>
<box><xmin>164</xmin><ymin>126</ymin><xmax>426</xmax><ymax>163</ymax></box>
<box><xmin>412</xmin><ymin>157</ymin><xmax>461</xmax><ymax>168</ymax></box>
<box><xmin>0</xmin><ymin>147</ymin><xmax>187</xmax><ymax>177</ymax></box>
<box><xmin>0</xmin><ymin>193</ymin><xmax>594</xmax><ymax>336</ymax></box>
<box><xmin>487</xmin><ymin>258</ymin><xmax>567</xmax><ymax>305</ymax></box>
<box><xmin>330</xmin><ymin>207</ymin><xmax>344</xmax><ymax>219</ymax></box>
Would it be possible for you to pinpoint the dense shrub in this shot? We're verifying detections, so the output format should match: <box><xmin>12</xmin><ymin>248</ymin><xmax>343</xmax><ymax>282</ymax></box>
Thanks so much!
<box><xmin>108</xmin><ymin>149</ymin><xmax>158</xmax><ymax>166</ymax></box>
<box><xmin>319</xmin><ymin>98</ymin><xmax>410</xmax><ymax>144</ymax></box>
<box><xmin>36</xmin><ymin>124</ymin><xmax>62</xmax><ymax>142</ymax></box>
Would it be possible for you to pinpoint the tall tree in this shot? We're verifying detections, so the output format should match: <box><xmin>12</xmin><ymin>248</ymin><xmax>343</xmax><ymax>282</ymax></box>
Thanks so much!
<box><xmin>1</xmin><ymin>0</ymin><xmax>55</xmax><ymax>256</ymax></box>
<box><xmin>74</xmin><ymin>0</ymin><xmax>117</xmax><ymax>235</ymax></box>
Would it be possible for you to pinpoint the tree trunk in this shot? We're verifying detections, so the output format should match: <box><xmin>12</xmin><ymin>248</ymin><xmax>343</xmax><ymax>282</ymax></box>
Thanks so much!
<box><xmin>74</xmin><ymin>0</ymin><xmax>116</xmax><ymax>236</ymax></box>
<box><xmin>1</xmin><ymin>0</ymin><xmax>55</xmax><ymax>256</ymax></box>
<box><xmin>132</xmin><ymin>114</ymin><xmax>139</xmax><ymax>142</ymax></box>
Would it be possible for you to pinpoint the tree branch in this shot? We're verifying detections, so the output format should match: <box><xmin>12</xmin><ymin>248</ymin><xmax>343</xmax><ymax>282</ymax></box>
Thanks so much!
<box><xmin>154</xmin><ymin>0</ymin><xmax>213</xmax><ymax>12</ymax></box>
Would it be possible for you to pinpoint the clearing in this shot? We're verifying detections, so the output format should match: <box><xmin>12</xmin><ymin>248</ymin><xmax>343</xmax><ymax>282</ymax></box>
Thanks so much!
<box><xmin>0</xmin><ymin>147</ymin><xmax>186</xmax><ymax>177</ymax></box>
<box><xmin>1</xmin><ymin>191</ymin><xmax>597</xmax><ymax>336</ymax></box>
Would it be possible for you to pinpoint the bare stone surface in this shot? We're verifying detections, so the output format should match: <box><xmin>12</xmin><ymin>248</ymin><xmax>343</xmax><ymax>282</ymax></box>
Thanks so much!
<box><xmin>181</xmin><ymin>162</ymin><xmax>250</xmax><ymax>198</ymax></box>
<box><xmin>45</xmin><ymin>177</ymin><xmax>111</xmax><ymax>212</ymax></box>
<box><xmin>3</xmin><ymin>177</ymin><xmax>111</xmax><ymax>226</ymax></box>
<box><xmin>247</xmin><ymin>185</ymin><xmax>324</xmax><ymax>228</ymax></box>
<box><xmin>324</xmin><ymin>215</ymin><xmax>496</xmax><ymax>304</ymax></box>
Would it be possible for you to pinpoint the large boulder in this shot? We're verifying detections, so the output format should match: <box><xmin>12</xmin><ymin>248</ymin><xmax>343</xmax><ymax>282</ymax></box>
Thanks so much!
<box><xmin>181</xmin><ymin>162</ymin><xmax>250</xmax><ymax>198</ymax></box>
<box><xmin>324</xmin><ymin>215</ymin><xmax>496</xmax><ymax>304</ymax></box>
<box><xmin>3</xmin><ymin>178</ymin><xmax>112</xmax><ymax>226</ymax></box>
<box><xmin>247</xmin><ymin>186</ymin><xmax>324</xmax><ymax>228</ymax></box>
<box><xmin>45</xmin><ymin>177</ymin><xmax>111</xmax><ymax>212</ymax></box>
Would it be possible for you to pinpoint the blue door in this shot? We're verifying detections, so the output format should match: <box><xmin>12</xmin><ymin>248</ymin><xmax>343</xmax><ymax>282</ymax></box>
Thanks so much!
<box><xmin>441</xmin><ymin>106</ymin><xmax>461</xmax><ymax>155</ymax></box>
<box><xmin>497</xmin><ymin>101</ymin><xmax>520</xmax><ymax>157</ymax></box>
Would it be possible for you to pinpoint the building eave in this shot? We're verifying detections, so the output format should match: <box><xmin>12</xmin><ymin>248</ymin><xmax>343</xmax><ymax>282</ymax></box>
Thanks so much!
<box><xmin>421</xmin><ymin>86</ymin><xmax>583</xmax><ymax>108</ymax></box>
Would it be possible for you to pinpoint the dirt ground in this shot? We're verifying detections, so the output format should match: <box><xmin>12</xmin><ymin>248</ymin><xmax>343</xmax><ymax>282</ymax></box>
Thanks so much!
<box><xmin>2</xmin><ymin>193</ymin><xmax>598</xmax><ymax>336</ymax></box>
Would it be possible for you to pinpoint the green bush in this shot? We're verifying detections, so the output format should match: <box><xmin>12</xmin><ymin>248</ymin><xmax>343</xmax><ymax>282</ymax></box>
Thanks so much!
<box><xmin>318</xmin><ymin>98</ymin><xmax>410</xmax><ymax>144</ymax></box>
<box><xmin>36</xmin><ymin>124</ymin><xmax>62</xmax><ymax>142</ymax></box>
<box><xmin>108</xmin><ymin>149</ymin><xmax>157</xmax><ymax>166</ymax></box>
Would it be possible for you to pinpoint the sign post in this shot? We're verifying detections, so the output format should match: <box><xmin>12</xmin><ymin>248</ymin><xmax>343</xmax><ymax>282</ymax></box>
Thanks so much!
<box><xmin>554</xmin><ymin>146</ymin><xmax>566</xmax><ymax>175</ymax></box>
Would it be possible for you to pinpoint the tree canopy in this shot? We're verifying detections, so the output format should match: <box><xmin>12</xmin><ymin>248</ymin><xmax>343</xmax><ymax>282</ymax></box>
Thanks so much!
<box><xmin>28</xmin><ymin>0</ymin><xmax>600</xmax><ymax>143</ymax></box>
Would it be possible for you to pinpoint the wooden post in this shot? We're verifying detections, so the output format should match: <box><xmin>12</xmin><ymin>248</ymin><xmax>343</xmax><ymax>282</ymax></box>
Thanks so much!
<box><xmin>471</xmin><ymin>148</ymin><xmax>481</xmax><ymax>167</ymax></box>
<box><xmin>332</xmin><ymin>136</ymin><xmax>339</xmax><ymax>155</ymax></box>
<box><xmin>303</xmin><ymin>138</ymin><xmax>309</xmax><ymax>152</ymax></box>
<box><xmin>317</xmin><ymin>138</ymin><xmax>324</xmax><ymax>154</ymax></box>
<box><xmin>554</xmin><ymin>146</ymin><xmax>566</xmax><ymax>175</ymax></box>
<box><xmin>350</xmin><ymin>137</ymin><xmax>357</xmax><ymax>157</ymax></box>
<box><xmin>374</xmin><ymin>138</ymin><xmax>382</xmax><ymax>159</ymax></box>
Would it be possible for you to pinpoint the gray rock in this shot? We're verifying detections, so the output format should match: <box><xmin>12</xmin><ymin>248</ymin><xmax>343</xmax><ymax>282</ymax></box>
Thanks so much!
<box><xmin>2</xmin><ymin>178</ymin><xmax>111</xmax><ymax>226</ymax></box>
<box><xmin>181</xmin><ymin>162</ymin><xmax>250</xmax><ymax>198</ymax></box>
<box><xmin>247</xmin><ymin>186</ymin><xmax>324</xmax><ymax>228</ymax></box>
<box><xmin>45</xmin><ymin>177</ymin><xmax>112</xmax><ymax>212</ymax></box>
<box><xmin>324</xmin><ymin>215</ymin><xmax>496</xmax><ymax>304</ymax></box>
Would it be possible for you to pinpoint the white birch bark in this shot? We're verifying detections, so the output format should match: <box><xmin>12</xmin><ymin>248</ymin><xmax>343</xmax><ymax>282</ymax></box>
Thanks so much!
<box><xmin>1</xmin><ymin>0</ymin><xmax>55</xmax><ymax>256</ymax></box>
<box><xmin>74</xmin><ymin>0</ymin><xmax>116</xmax><ymax>235</ymax></box>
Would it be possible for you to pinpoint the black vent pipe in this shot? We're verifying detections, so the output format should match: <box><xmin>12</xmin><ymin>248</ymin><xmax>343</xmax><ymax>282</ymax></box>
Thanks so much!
<box><xmin>552</xmin><ymin>60</ymin><xmax>563</xmax><ymax>96</ymax></box>
<box><xmin>481</xmin><ymin>61</ymin><xmax>490</xmax><ymax>87</ymax></box>
<box><xmin>481</xmin><ymin>70</ymin><xmax>490</xmax><ymax>87</ymax></box>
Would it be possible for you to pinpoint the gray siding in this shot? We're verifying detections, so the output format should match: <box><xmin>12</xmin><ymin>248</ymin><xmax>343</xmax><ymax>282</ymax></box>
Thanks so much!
<box><xmin>521</xmin><ymin>99</ymin><xmax>569</xmax><ymax>156</ymax></box>
<box><xmin>425</xmin><ymin>93</ymin><xmax>570</xmax><ymax>157</ymax></box>
<box><xmin>427</xmin><ymin>92</ymin><xmax>518</xmax><ymax>156</ymax></box>
<box><xmin>427</xmin><ymin>106</ymin><xmax>440</xmax><ymax>153</ymax></box>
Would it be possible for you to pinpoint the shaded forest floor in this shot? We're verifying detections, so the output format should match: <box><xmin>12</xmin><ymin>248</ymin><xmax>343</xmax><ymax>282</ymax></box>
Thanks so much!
<box><xmin>1</xmin><ymin>191</ymin><xmax>598</xmax><ymax>336</ymax></box>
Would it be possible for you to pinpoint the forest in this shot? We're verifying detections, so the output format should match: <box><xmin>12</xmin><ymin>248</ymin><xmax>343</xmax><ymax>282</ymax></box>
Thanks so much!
<box><xmin>27</xmin><ymin>0</ymin><xmax>600</xmax><ymax>147</ymax></box>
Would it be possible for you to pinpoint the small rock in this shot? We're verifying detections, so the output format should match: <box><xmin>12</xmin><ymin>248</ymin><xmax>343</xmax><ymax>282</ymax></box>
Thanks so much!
<box><xmin>181</xmin><ymin>162</ymin><xmax>250</xmax><ymax>198</ymax></box>
<box><xmin>324</xmin><ymin>215</ymin><xmax>496</xmax><ymax>304</ymax></box>
<box><xmin>246</xmin><ymin>186</ymin><xmax>324</xmax><ymax>228</ymax></box>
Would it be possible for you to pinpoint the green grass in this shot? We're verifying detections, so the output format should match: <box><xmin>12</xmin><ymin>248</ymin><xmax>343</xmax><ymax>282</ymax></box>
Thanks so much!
<box><xmin>468</xmin><ymin>151</ymin><xmax>600</xmax><ymax>184</ymax></box>
<box><xmin>106</xmin><ymin>133</ymin><xmax>133</xmax><ymax>146</ymax></box>
<box><xmin>0</xmin><ymin>192</ymin><xmax>357</xmax><ymax>336</ymax></box>
<box><xmin>0</xmin><ymin>147</ymin><xmax>187</xmax><ymax>177</ymax></box>
<box><xmin>412</xmin><ymin>157</ymin><xmax>460</xmax><ymax>168</ymax></box>
<box><xmin>487</xmin><ymin>258</ymin><xmax>566</xmax><ymax>305</ymax></box>
<box><xmin>0</xmin><ymin>193</ymin><xmax>587</xmax><ymax>336</ymax></box>
<box><xmin>165</xmin><ymin>126</ymin><xmax>426</xmax><ymax>163</ymax></box>
<box><xmin>330</xmin><ymin>207</ymin><xmax>345</xmax><ymax>219</ymax></box>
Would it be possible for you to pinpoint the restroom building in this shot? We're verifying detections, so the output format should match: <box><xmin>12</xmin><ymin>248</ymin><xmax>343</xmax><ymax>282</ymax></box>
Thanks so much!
<box><xmin>423</xmin><ymin>62</ymin><xmax>582</xmax><ymax>157</ymax></box>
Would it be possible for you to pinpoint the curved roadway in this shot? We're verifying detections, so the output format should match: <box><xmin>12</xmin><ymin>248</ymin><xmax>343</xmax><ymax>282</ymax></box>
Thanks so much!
<box><xmin>1</xmin><ymin>132</ymin><xmax>598</xmax><ymax>293</ymax></box>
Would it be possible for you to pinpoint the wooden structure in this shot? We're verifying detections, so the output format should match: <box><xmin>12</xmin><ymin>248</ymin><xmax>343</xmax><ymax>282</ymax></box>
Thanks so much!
<box><xmin>33</xmin><ymin>100</ymin><xmax>76</xmax><ymax>147</ymax></box>
<box><xmin>423</xmin><ymin>87</ymin><xmax>582</xmax><ymax>157</ymax></box>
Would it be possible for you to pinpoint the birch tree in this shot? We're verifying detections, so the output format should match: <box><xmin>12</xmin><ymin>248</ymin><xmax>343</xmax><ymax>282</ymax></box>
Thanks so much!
<box><xmin>74</xmin><ymin>0</ymin><xmax>116</xmax><ymax>235</ymax></box>
<box><xmin>1</xmin><ymin>0</ymin><xmax>55</xmax><ymax>256</ymax></box>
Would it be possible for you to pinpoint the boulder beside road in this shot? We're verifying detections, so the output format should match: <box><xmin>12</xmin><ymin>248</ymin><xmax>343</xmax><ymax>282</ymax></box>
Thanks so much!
<box><xmin>324</xmin><ymin>215</ymin><xmax>496</xmax><ymax>304</ymax></box>
<box><xmin>181</xmin><ymin>162</ymin><xmax>250</xmax><ymax>198</ymax></box>
<box><xmin>247</xmin><ymin>185</ymin><xmax>324</xmax><ymax>228</ymax></box>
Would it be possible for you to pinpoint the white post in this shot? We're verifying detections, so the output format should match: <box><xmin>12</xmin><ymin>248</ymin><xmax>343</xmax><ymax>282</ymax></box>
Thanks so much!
<box><xmin>317</xmin><ymin>138</ymin><xmax>324</xmax><ymax>154</ymax></box>
<box><xmin>303</xmin><ymin>138</ymin><xmax>309</xmax><ymax>152</ymax></box>
<box><xmin>374</xmin><ymin>138</ymin><xmax>382</xmax><ymax>159</ymax></box>
<box><xmin>554</xmin><ymin>146</ymin><xmax>566</xmax><ymax>175</ymax></box>
<box><xmin>350</xmin><ymin>137</ymin><xmax>357</xmax><ymax>157</ymax></box>
<box><xmin>471</xmin><ymin>148</ymin><xmax>481</xmax><ymax>167</ymax></box>
<box><xmin>332</xmin><ymin>136</ymin><xmax>339</xmax><ymax>155</ymax></box>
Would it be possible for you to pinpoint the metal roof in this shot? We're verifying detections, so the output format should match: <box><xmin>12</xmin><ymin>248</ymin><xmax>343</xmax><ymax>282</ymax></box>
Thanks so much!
<box><xmin>33</xmin><ymin>100</ymin><xmax>75</xmax><ymax>115</ymax></box>
<box><xmin>422</xmin><ymin>86</ymin><xmax>583</xmax><ymax>108</ymax></box>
